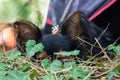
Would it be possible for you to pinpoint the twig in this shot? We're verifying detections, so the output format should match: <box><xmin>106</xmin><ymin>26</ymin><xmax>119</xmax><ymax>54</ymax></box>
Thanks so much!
<box><xmin>83</xmin><ymin>68</ymin><xmax>98</xmax><ymax>80</ymax></box>
<box><xmin>113</xmin><ymin>36</ymin><xmax>120</xmax><ymax>44</ymax></box>
<box><xmin>98</xmin><ymin>23</ymin><xmax>110</xmax><ymax>40</ymax></box>
<box><xmin>94</xmin><ymin>38</ymin><xmax>112</xmax><ymax>63</ymax></box>
<box><xmin>76</xmin><ymin>37</ymin><xmax>94</xmax><ymax>47</ymax></box>
<box><xmin>22</xmin><ymin>58</ymin><xmax>49</xmax><ymax>74</ymax></box>
<box><xmin>90</xmin><ymin>23</ymin><xmax>110</xmax><ymax>55</ymax></box>
<box><xmin>93</xmin><ymin>64</ymin><xmax>116</xmax><ymax>78</ymax></box>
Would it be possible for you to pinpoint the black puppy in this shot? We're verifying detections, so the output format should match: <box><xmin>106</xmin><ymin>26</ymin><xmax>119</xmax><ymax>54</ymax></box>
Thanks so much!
<box><xmin>13</xmin><ymin>11</ymin><xmax>114</xmax><ymax>59</ymax></box>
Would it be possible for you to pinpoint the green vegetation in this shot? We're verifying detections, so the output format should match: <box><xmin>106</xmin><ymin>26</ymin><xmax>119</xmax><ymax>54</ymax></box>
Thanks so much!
<box><xmin>108</xmin><ymin>44</ymin><xmax>120</xmax><ymax>56</ymax></box>
<box><xmin>0</xmin><ymin>0</ymin><xmax>49</xmax><ymax>29</ymax></box>
<box><xmin>0</xmin><ymin>40</ymin><xmax>120</xmax><ymax>80</ymax></box>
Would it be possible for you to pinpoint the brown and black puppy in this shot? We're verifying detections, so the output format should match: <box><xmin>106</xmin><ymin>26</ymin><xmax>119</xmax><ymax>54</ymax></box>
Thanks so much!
<box><xmin>11</xmin><ymin>11</ymin><xmax>114</xmax><ymax>59</ymax></box>
<box><xmin>40</xmin><ymin>11</ymin><xmax>114</xmax><ymax>59</ymax></box>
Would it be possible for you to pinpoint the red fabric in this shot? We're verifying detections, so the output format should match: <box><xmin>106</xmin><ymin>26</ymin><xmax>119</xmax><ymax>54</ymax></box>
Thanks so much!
<box><xmin>46</xmin><ymin>18</ymin><xmax>53</xmax><ymax>25</ymax></box>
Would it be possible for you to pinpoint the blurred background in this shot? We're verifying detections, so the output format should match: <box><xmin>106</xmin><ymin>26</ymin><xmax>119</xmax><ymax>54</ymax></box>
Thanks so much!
<box><xmin>0</xmin><ymin>0</ymin><xmax>50</xmax><ymax>29</ymax></box>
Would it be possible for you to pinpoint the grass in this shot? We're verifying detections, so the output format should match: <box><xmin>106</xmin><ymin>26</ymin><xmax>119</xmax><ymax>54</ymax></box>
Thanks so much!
<box><xmin>0</xmin><ymin>40</ymin><xmax>120</xmax><ymax>80</ymax></box>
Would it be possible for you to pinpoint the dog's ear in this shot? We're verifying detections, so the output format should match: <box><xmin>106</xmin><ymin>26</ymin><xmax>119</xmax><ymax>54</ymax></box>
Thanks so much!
<box><xmin>13</xmin><ymin>20</ymin><xmax>42</xmax><ymax>52</ymax></box>
<box><xmin>61</xmin><ymin>11</ymin><xmax>84</xmax><ymax>39</ymax></box>
<box><xmin>61</xmin><ymin>11</ymin><xmax>91</xmax><ymax>40</ymax></box>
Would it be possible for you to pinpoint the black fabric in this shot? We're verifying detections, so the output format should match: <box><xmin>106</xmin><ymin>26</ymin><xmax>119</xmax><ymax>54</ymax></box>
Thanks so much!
<box><xmin>47</xmin><ymin>0</ymin><xmax>112</xmax><ymax>24</ymax></box>
<box><xmin>93</xmin><ymin>0</ymin><xmax>120</xmax><ymax>43</ymax></box>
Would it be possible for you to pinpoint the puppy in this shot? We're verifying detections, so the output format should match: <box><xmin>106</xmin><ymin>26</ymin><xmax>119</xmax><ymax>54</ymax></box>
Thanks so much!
<box><xmin>42</xmin><ymin>11</ymin><xmax>114</xmax><ymax>57</ymax></box>
<box><xmin>13</xmin><ymin>11</ymin><xmax>114</xmax><ymax>59</ymax></box>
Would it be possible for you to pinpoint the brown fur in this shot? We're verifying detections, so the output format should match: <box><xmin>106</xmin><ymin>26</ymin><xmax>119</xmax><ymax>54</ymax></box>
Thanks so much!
<box><xmin>13</xmin><ymin>20</ymin><xmax>42</xmax><ymax>52</ymax></box>
<box><xmin>61</xmin><ymin>11</ymin><xmax>84</xmax><ymax>39</ymax></box>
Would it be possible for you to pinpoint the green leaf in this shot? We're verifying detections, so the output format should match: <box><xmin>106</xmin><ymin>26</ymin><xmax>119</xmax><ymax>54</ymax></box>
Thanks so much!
<box><xmin>30</xmin><ymin>70</ymin><xmax>39</xmax><ymax>79</ymax></box>
<box><xmin>107</xmin><ymin>71</ymin><xmax>116</xmax><ymax>80</ymax></box>
<box><xmin>86</xmin><ymin>68</ymin><xmax>92</xmax><ymax>75</ymax></box>
<box><xmin>69</xmin><ymin>67</ymin><xmax>87</xmax><ymax>80</ymax></box>
<box><xmin>0</xmin><ymin>52</ymin><xmax>3</xmax><ymax>57</ymax></box>
<box><xmin>8</xmin><ymin>70</ymin><xmax>30</xmax><ymax>80</ymax></box>
<box><xmin>19</xmin><ymin>63</ymin><xmax>31</xmax><ymax>72</ymax></box>
<box><xmin>42</xmin><ymin>74</ymin><xmax>55</xmax><ymax>80</ymax></box>
<box><xmin>63</xmin><ymin>62</ymin><xmax>76</xmax><ymax>68</ymax></box>
<box><xmin>0</xmin><ymin>63</ymin><xmax>7</xmax><ymax>76</ymax></box>
<box><xmin>113</xmin><ymin>45</ymin><xmax>120</xmax><ymax>55</ymax></box>
<box><xmin>54</xmin><ymin>50</ymin><xmax>80</xmax><ymax>56</ymax></box>
<box><xmin>108</xmin><ymin>44</ymin><xmax>120</xmax><ymax>55</ymax></box>
<box><xmin>0</xmin><ymin>71</ymin><xmax>6</xmax><ymax>76</ymax></box>
<box><xmin>6</xmin><ymin>50</ymin><xmax>21</xmax><ymax>61</ymax></box>
<box><xmin>113</xmin><ymin>64</ymin><xmax>120</xmax><ymax>73</ymax></box>
<box><xmin>0</xmin><ymin>77</ymin><xmax>9</xmax><ymax>80</ymax></box>
<box><xmin>0</xmin><ymin>62</ymin><xmax>7</xmax><ymax>71</ymax></box>
<box><xmin>26</xmin><ymin>40</ymin><xmax>44</xmax><ymax>57</ymax></box>
<box><xmin>108</xmin><ymin>44</ymin><xmax>115</xmax><ymax>50</ymax></box>
<box><xmin>96</xmin><ymin>63</ymin><xmax>105</xmax><ymax>67</ymax></box>
<box><xmin>57</xmin><ymin>77</ymin><xmax>63</xmax><ymax>80</ymax></box>
<box><xmin>26</xmin><ymin>40</ymin><xmax>36</xmax><ymax>48</ymax></box>
<box><xmin>48</xmin><ymin>60</ymin><xmax>62</xmax><ymax>73</ymax></box>
<box><xmin>41</xmin><ymin>59</ymin><xmax>51</xmax><ymax>70</ymax></box>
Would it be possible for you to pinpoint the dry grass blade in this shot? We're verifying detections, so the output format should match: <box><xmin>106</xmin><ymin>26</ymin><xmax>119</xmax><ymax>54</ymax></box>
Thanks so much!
<box><xmin>94</xmin><ymin>38</ymin><xmax>112</xmax><ymax>63</ymax></box>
